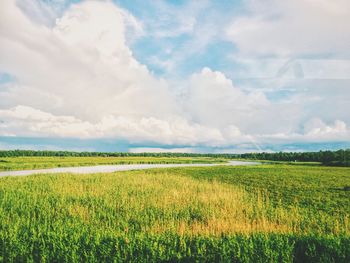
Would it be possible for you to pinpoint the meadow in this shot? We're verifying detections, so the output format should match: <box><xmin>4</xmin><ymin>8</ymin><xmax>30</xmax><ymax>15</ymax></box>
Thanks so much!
<box><xmin>0</xmin><ymin>156</ymin><xmax>224</xmax><ymax>171</ymax></box>
<box><xmin>0</xmin><ymin>163</ymin><xmax>349</xmax><ymax>262</ymax></box>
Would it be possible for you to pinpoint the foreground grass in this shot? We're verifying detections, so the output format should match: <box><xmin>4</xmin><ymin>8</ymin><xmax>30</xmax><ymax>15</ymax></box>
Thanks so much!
<box><xmin>0</xmin><ymin>165</ymin><xmax>349</xmax><ymax>262</ymax></box>
<box><xmin>0</xmin><ymin>156</ymin><xmax>224</xmax><ymax>171</ymax></box>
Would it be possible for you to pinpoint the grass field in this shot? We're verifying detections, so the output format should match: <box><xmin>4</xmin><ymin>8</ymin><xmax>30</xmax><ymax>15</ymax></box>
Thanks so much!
<box><xmin>0</xmin><ymin>156</ymin><xmax>225</xmax><ymax>171</ymax></box>
<box><xmin>0</xmin><ymin>163</ymin><xmax>349</xmax><ymax>262</ymax></box>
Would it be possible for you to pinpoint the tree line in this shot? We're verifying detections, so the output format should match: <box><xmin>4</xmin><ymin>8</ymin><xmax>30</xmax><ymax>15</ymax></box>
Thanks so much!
<box><xmin>0</xmin><ymin>149</ymin><xmax>348</xmax><ymax>166</ymax></box>
<box><xmin>240</xmin><ymin>149</ymin><xmax>350</xmax><ymax>166</ymax></box>
<box><xmin>0</xmin><ymin>150</ymin><xmax>236</xmax><ymax>158</ymax></box>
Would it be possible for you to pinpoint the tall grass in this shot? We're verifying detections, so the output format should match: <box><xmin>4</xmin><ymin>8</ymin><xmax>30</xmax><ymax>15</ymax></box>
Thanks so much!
<box><xmin>0</xmin><ymin>166</ymin><xmax>349</xmax><ymax>262</ymax></box>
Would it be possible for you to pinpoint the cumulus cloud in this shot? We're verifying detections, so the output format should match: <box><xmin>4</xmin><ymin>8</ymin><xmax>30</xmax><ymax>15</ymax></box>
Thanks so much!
<box><xmin>0</xmin><ymin>0</ymin><xmax>349</xmax><ymax>149</ymax></box>
<box><xmin>0</xmin><ymin>0</ymin><xmax>177</xmax><ymax>121</ymax></box>
<box><xmin>0</xmin><ymin>105</ymin><xmax>94</xmax><ymax>137</ymax></box>
<box><xmin>0</xmin><ymin>0</ymin><xmax>195</xmax><ymax>143</ymax></box>
<box><xmin>187</xmin><ymin>68</ymin><xmax>303</xmax><ymax>135</ymax></box>
<box><xmin>304</xmin><ymin>118</ymin><xmax>347</xmax><ymax>137</ymax></box>
<box><xmin>0</xmin><ymin>105</ymin><xmax>226</xmax><ymax>146</ymax></box>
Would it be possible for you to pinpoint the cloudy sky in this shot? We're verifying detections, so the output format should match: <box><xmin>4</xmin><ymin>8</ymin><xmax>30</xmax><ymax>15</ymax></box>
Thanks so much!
<box><xmin>0</xmin><ymin>0</ymin><xmax>349</xmax><ymax>152</ymax></box>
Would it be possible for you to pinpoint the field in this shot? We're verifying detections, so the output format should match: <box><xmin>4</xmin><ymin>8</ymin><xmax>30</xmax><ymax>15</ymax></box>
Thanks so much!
<box><xmin>0</xmin><ymin>156</ymin><xmax>224</xmax><ymax>171</ymax></box>
<box><xmin>0</xmin><ymin>162</ymin><xmax>349</xmax><ymax>262</ymax></box>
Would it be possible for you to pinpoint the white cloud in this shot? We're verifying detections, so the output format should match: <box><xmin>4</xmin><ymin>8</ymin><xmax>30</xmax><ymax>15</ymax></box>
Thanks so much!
<box><xmin>0</xmin><ymin>0</ymin><xmax>178</xmax><ymax>121</ymax></box>
<box><xmin>0</xmin><ymin>105</ymin><xmax>226</xmax><ymax>145</ymax></box>
<box><xmin>0</xmin><ymin>0</ymin><xmax>349</xmax><ymax>149</ymax></box>
<box><xmin>187</xmin><ymin>68</ymin><xmax>302</xmax><ymax>135</ymax></box>
<box><xmin>226</xmin><ymin>0</ymin><xmax>350</xmax><ymax>57</ymax></box>
<box><xmin>256</xmin><ymin>119</ymin><xmax>350</xmax><ymax>144</ymax></box>
<box><xmin>304</xmin><ymin>118</ymin><xmax>347</xmax><ymax>137</ymax></box>
<box><xmin>0</xmin><ymin>105</ymin><xmax>94</xmax><ymax>137</ymax></box>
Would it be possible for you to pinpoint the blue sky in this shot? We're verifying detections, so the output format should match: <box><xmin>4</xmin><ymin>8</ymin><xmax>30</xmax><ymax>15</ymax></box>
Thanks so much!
<box><xmin>0</xmin><ymin>0</ymin><xmax>349</xmax><ymax>152</ymax></box>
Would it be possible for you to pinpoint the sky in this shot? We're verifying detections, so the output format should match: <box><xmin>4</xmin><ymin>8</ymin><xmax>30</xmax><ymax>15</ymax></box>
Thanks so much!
<box><xmin>0</xmin><ymin>0</ymin><xmax>349</xmax><ymax>153</ymax></box>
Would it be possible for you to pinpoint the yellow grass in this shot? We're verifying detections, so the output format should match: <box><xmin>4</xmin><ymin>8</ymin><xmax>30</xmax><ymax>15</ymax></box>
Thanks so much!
<box><xmin>7</xmin><ymin>170</ymin><xmax>344</xmax><ymax>237</ymax></box>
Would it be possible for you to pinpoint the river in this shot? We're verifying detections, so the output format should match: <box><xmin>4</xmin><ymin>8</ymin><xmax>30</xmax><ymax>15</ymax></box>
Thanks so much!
<box><xmin>0</xmin><ymin>160</ymin><xmax>260</xmax><ymax>178</ymax></box>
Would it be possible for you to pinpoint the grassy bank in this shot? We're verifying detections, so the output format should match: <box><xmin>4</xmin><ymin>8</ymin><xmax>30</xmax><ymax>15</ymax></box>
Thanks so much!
<box><xmin>0</xmin><ymin>156</ymin><xmax>224</xmax><ymax>171</ymax></box>
<box><xmin>0</xmin><ymin>165</ymin><xmax>349</xmax><ymax>262</ymax></box>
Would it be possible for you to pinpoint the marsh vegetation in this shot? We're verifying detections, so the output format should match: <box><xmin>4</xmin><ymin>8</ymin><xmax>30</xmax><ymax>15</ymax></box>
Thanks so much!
<box><xmin>0</xmin><ymin>163</ymin><xmax>349</xmax><ymax>262</ymax></box>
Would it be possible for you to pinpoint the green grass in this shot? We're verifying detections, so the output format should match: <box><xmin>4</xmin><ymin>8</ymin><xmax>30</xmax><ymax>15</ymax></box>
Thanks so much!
<box><xmin>0</xmin><ymin>156</ymin><xmax>224</xmax><ymax>171</ymax></box>
<box><xmin>166</xmin><ymin>165</ymin><xmax>350</xmax><ymax>215</ymax></box>
<box><xmin>0</xmin><ymin>164</ymin><xmax>349</xmax><ymax>262</ymax></box>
